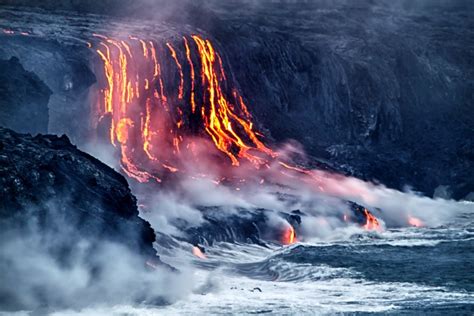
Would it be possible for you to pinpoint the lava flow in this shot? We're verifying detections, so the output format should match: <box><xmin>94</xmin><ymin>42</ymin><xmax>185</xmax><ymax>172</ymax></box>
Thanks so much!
<box><xmin>282</xmin><ymin>225</ymin><xmax>297</xmax><ymax>245</ymax></box>
<box><xmin>91</xmin><ymin>33</ymin><xmax>382</xmax><ymax>233</ymax></box>
<box><xmin>363</xmin><ymin>208</ymin><xmax>381</xmax><ymax>231</ymax></box>
<box><xmin>93</xmin><ymin>34</ymin><xmax>276</xmax><ymax>183</ymax></box>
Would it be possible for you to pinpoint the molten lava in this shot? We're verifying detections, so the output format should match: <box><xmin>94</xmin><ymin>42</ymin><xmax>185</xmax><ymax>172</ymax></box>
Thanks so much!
<box><xmin>408</xmin><ymin>216</ymin><xmax>423</xmax><ymax>227</ymax></box>
<box><xmin>93</xmin><ymin>34</ymin><xmax>276</xmax><ymax>183</ymax></box>
<box><xmin>282</xmin><ymin>224</ymin><xmax>297</xmax><ymax>245</ymax></box>
<box><xmin>363</xmin><ymin>208</ymin><xmax>381</xmax><ymax>231</ymax></box>
<box><xmin>91</xmin><ymin>33</ymin><xmax>385</xmax><ymax>231</ymax></box>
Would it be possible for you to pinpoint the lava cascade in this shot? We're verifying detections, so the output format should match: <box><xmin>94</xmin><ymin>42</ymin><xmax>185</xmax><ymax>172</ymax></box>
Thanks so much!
<box><xmin>91</xmin><ymin>33</ymin><xmax>382</xmax><ymax>233</ymax></box>
<box><xmin>93</xmin><ymin>34</ymin><xmax>275</xmax><ymax>183</ymax></box>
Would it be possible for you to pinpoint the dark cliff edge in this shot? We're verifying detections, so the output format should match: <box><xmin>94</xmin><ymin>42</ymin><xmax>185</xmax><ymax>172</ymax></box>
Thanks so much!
<box><xmin>0</xmin><ymin>127</ymin><xmax>170</xmax><ymax>310</ymax></box>
<box><xmin>0</xmin><ymin>57</ymin><xmax>51</xmax><ymax>134</ymax></box>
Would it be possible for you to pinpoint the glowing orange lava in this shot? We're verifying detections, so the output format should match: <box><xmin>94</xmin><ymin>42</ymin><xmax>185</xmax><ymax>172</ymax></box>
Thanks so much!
<box><xmin>166</xmin><ymin>42</ymin><xmax>184</xmax><ymax>99</ymax></box>
<box><xmin>93</xmin><ymin>34</ymin><xmax>276</xmax><ymax>183</ymax></box>
<box><xmin>282</xmin><ymin>224</ymin><xmax>297</xmax><ymax>245</ymax></box>
<box><xmin>408</xmin><ymin>216</ymin><xmax>423</xmax><ymax>227</ymax></box>
<box><xmin>191</xmin><ymin>35</ymin><xmax>276</xmax><ymax>167</ymax></box>
<box><xmin>91</xmin><ymin>33</ymin><xmax>386</xmax><ymax>232</ymax></box>
<box><xmin>363</xmin><ymin>208</ymin><xmax>381</xmax><ymax>231</ymax></box>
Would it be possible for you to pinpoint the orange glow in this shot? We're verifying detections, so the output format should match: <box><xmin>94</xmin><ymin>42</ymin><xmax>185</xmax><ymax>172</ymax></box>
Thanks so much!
<box><xmin>282</xmin><ymin>224</ymin><xmax>296</xmax><ymax>245</ymax></box>
<box><xmin>166</xmin><ymin>42</ymin><xmax>184</xmax><ymax>99</ymax></box>
<box><xmin>94</xmin><ymin>34</ymin><xmax>163</xmax><ymax>182</ymax></box>
<box><xmin>93</xmin><ymin>33</ymin><xmax>280</xmax><ymax>182</ymax></box>
<box><xmin>408</xmin><ymin>216</ymin><xmax>423</xmax><ymax>227</ymax></box>
<box><xmin>363</xmin><ymin>209</ymin><xmax>381</xmax><ymax>231</ymax></box>
<box><xmin>192</xmin><ymin>246</ymin><xmax>207</xmax><ymax>259</ymax></box>
<box><xmin>192</xmin><ymin>35</ymin><xmax>276</xmax><ymax>167</ymax></box>
<box><xmin>116</xmin><ymin>118</ymin><xmax>133</xmax><ymax>144</ymax></box>
<box><xmin>91</xmin><ymin>33</ymin><xmax>395</xmax><ymax>233</ymax></box>
<box><xmin>162</xmin><ymin>163</ymin><xmax>179</xmax><ymax>173</ymax></box>
<box><xmin>139</xmin><ymin>39</ymin><xmax>148</xmax><ymax>58</ymax></box>
<box><xmin>183</xmin><ymin>36</ymin><xmax>196</xmax><ymax>113</ymax></box>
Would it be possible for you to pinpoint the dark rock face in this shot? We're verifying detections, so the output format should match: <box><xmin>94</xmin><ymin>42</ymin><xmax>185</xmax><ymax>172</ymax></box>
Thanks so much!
<box><xmin>0</xmin><ymin>127</ymin><xmax>178</xmax><ymax>310</ymax></box>
<box><xmin>0</xmin><ymin>57</ymin><xmax>51</xmax><ymax>134</ymax></box>
<box><xmin>0</xmin><ymin>127</ymin><xmax>156</xmax><ymax>258</ymax></box>
<box><xmin>0</xmin><ymin>1</ymin><xmax>471</xmax><ymax>198</ymax></box>
<box><xmin>201</xmin><ymin>1</ymin><xmax>474</xmax><ymax>199</ymax></box>
<box><xmin>0</xmin><ymin>36</ymin><xmax>96</xmax><ymax>143</ymax></box>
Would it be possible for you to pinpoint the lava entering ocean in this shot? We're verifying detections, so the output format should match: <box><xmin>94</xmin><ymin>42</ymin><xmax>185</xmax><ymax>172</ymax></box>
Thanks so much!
<box><xmin>91</xmin><ymin>33</ymin><xmax>382</xmax><ymax>236</ymax></box>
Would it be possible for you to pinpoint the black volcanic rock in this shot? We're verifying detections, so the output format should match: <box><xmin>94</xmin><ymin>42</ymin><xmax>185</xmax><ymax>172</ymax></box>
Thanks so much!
<box><xmin>0</xmin><ymin>127</ymin><xmax>173</xmax><ymax>310</ymax></box>
<box><xmin>0</xmin><ymin>1</ymin><xmax>471</xmax><ymax>198</ymax></box>
<box><xmin>201</xmin><ymin>1</ymin><xmax>474</xmax><ymax>198</ymax></box>
<box><xmin>0</xmin><ymin>127</ymin><xmax>156</xmax><ymax>258</ymax></box>
<box><xmin>0</xmin><ymin>57</ymin><xmax>51</xmax><ymax>134</ymax></box>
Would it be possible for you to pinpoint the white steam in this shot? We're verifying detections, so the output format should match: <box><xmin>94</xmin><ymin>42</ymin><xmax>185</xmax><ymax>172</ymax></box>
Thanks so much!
<box><xmin>0</xmin><ymin>204</ymin><xmax>194</xmax><ymax>311</ymax></box>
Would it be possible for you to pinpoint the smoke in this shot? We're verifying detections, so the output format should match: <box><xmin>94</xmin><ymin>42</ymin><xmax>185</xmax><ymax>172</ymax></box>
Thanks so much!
<box><xmin>0</xmin><ymin>202</ymin><xmax>194</xmax><ymax>312</ymax></box>
<box><xmin>77</xmin><ymin>100</ymin><xmax>470</xmax><ymax>241</ymax></box>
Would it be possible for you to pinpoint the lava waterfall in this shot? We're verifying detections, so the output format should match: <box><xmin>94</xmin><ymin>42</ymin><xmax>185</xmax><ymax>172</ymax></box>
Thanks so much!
<box><xmin>92</xmin><ymin>34</ymin><xmax>276</xmax><ymax>184</ymax></box>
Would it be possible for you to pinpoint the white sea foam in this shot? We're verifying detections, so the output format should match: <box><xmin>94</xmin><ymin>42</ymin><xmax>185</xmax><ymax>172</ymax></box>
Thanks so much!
<box><xmin>47</xmin><ymin>267</ymin><xmax>473</xmax><ymax>315</ymax></box>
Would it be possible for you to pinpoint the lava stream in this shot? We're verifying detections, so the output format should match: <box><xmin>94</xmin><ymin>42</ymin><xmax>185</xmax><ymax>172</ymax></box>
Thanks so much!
<box><xmin>93</xmin><ymin>34</ymin><xmax>275</xmax><ymax>182</ymax></box>
<box><xmin>91</xmin><ymin>33</ymin><xmax>382</xmax><ymax>232</ymax></box>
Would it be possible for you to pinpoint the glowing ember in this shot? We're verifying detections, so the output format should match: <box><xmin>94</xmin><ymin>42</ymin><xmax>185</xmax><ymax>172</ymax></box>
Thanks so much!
<box><xmin>192</xmin><ymin>246</ymin><xmax>207</xmax><ymax>259</ymax></box>
<box><xmin>363</xmin><ymin>208</ymin><xmax>381</xmax><ymax>231</ymax></box>
<box><xmin>408</xmin><ymin>216</ymin><xmax>423</xmax><ymax>227</ymax></box>
<box><xmin>282</xmin><ymin>224</ymin><xmax>297</xmax><ymax>245</ymax></box>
